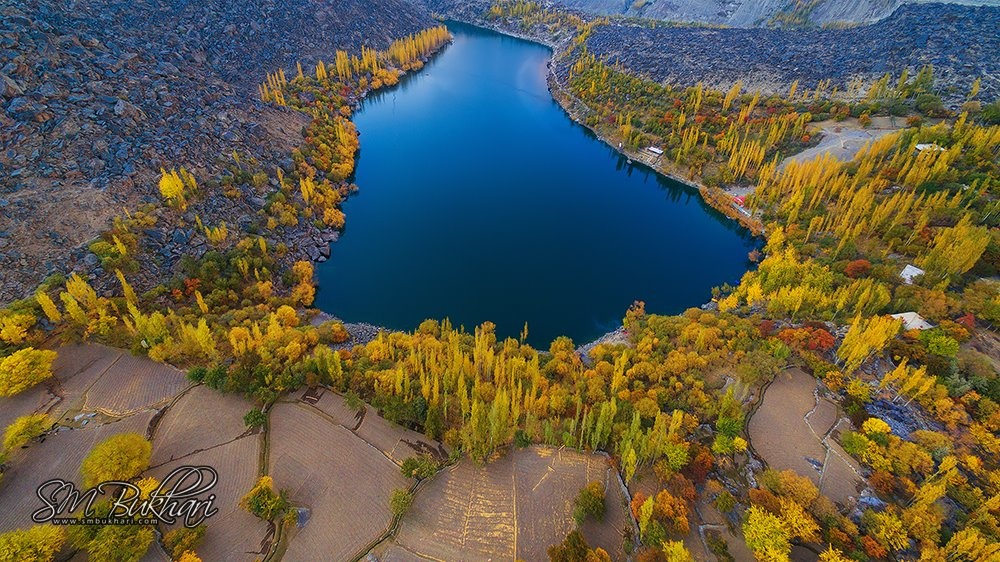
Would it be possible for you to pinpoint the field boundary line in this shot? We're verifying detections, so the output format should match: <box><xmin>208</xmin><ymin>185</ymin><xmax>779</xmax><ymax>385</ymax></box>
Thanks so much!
<box><xmin>148</xmin><ymin>431</ymin><xmax>254</xmax><ymax>470</ymax></box>
<box><xmin>350</xmin><ymin>476</ymin><xmax>429</xmax><ymax>562</ymax></box>
<box><xmin>292</xmin><ymin>401</ymin><xmax>404</xmax><ymax>468</ymax></box>
<box><xmin>512</xmin><ymin>455</ymin><xmax>518</xmax><ymax>561</ymax></box>
<box><xmin>77</xmin><ymin>351</ymin><xmax>124</xmax><ymax>412</ymax></box>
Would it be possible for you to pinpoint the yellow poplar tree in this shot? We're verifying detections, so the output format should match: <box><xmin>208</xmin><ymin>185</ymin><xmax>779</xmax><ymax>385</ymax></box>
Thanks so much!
<box><xmin>743</xmin><ymin>505</ymin><xmax>791</xmax><ymax>561</ymax></box>
<box><xmin>0</xmin><ymin>525</ymin><xmax>66</xmax><ymax>562</ymax></box>
<box><xmin>0</xmin><ymin>348</ymin><xmax>58</xmax><ymax>397</ymax></box>
<box><xmin>35</xmin><ymin>291</ymin><xmax>62</xmax><ymax>323</ymax></box>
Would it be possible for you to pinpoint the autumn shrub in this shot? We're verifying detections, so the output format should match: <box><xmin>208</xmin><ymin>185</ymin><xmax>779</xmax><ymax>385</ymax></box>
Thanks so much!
<box><xmin>0</xmin><ymin>525</ymin><xmax>66</xmax><ymax>562</ymax></box>
<box><xmin>3</xmin><ymin>413</ymin><xmax>51</xmax><ymax>451</ymax></box>
<box><xmin>400</xmin><ymin>454</ymin><xmax>439</xmax><ymax>479</ymax></box>
<box><xmin>163</xmin><ymin>525</ymin><xmax>206</xmax><ymax>560</ymax></box>
<box><xmin>572</xmin><ymin>481</ymin><xmax>606</xmax><ymax>524</ymax></box>
<box><xmin>0</xmin><ymin>347</ymin><xmax>57</xmax><ymax>397</ymax></box>
<box><xmin>80</xmin><ymin>433</ymin><xmax>152</xmax><ymax>488</ymax></box>
<box><xmin>240</xmin><ymin>476</ymin><xmax>289</xmax><ymax>520</ymax></box>
<box><xmin>389</xmin><ymin>488</ymin><xmax>413</xmax><ymax>517</ymax></box>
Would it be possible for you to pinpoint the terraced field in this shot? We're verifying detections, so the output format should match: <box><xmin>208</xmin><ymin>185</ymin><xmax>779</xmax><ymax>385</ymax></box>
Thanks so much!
<box><xmin>145</xmin><ymin>384</ymin><xmax>266</xmax><ymax>562</ymax></box>
<box><xmin>149</xmin><ymin>435</ymin><xmax>267</xmax><ymax>562</ymax></box>
<box><xmin>2</xmin><ymin>348</ymin><xmax>632</xmax><ymax>561</ymax></box>
<box><xmin>0</xmin><ymin>343</ymin><xmax>264</xmax><ymax>561</ymax></box>
<box><xmin>270</xmin><ymin>400</ymin><xmax>413</xmax><ymax>562</ymax></box>
<box><xmin>0</xmin><ymin>343</ymin><xmax>188</xmax><ymax>533</ymax></box>
<box><xmin>384</xmin><ymin>446</ymin><xmax>628</xmax><ymax>561</ymax></box>
<box><xmin>0</xmin><ymin>411</ymin><xmax>155</xmax><ymax>532</ymax></box>
<box><xmin>748</xmin><ymin>367</ymin><xmax>865</xmax><ymax>507</ymax></box>
<box><xmin>150</xmin><ymin>385</ymin><xmax>253</xmax><ymax>466</ymax></box>
<box><xmin>308</xmin><ymin>389</ymin><xmax>448</xmax><ymax>462</ymax></box>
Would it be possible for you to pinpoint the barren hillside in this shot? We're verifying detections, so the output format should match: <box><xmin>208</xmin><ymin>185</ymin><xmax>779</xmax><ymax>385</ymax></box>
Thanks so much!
<box><xmin>0</xmin><ymin>0</ymin><xmax>434</xmax><ymax>302</ymax></box>
<box><xmin>557</xmin><ymin>0</ymin><xmax>1000</xmax><ymax>27</ymax></box>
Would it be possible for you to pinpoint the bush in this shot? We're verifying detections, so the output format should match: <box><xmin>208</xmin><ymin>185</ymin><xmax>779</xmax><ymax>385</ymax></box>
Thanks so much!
<box><xmin>344</xmin><ymin>390</ymin><xmax>363</xmax><ymax>412</ymax></box>
<box><xmin>187</xmin><ymin>366</ymin><xmax>207</xmax><ymax>383</ymax></box>
<box><xmin>203</xmin><ymin>365</ymin><xmax>229</xmax><ymax>390</ymax></box>
<box><xmin>914</xmin><ymin>93</ymin><xmax>944</xmax><ymax>116</ymax></box>
<box><xmin>80</xmin><ymin>433</ymin><xmax>152</xmax><ymax>487</ymax></box>
<box><xmin>714</xmin><ymin>490</ymin><xmax>736</xmax><ymax>513</ymax></box>
<box><xmin>0</xmin><ymin>525</ymin><xmax>66</xmax><ymax>562</ymax></box>
<box><xmin>513</xmin><ymin>429</ymin><xmax>531</xmax><ymax>448</ymax></box>
<box><xmin>548</xmin><ymin>530</ymin><xmax>594</xmax><ymax>562</ymax></box>
<box><xmin>240</xmin><ymin>476</ymin><xmax>289</xmax><ymax>520</ymax></box>
<box><xmin>163</xmin><ymin>525</ymin><xmax>206</xmax><ymax>560</ymax></box>
<box><xmin>400</xmin><ymin>454</ymin><xmax>439</xmax><ymax>479</ymax></box>
<box><xmin>982</xmin><ymin>100</ymin><xmax>1000</xmax><ymax>124</ymax></box>
<box><xmin>845</xmin><ymin>259</ymin><xmax>872</xmax><ymax>278</ymax></box>
<box><xmin>573</xmin><ymin>481</ymin><xmax>606</xmax><ymax>525</ymax></box>
<box><xmin>390</xmin><ymin>488</ymin><xmax>413</xmax><ymax>517</ymax></box>
<box><xmin>0</xmin><ymin>347</ymin><xmax>57</xmax><ymax>397</ymax></box>
<box><xmin>3</xmin><ymin>413</ymin><xmax>51</xmax><ymax>451</ymax></box>
<box><xmin>243</xmin><ymin>409</ymin><xmax>267</xmax><ymax>430</ymax></box>
<box><xmin>921</xmin><ymin>330</ymin><xmax>960</xmax><ymax>358</ymax></box>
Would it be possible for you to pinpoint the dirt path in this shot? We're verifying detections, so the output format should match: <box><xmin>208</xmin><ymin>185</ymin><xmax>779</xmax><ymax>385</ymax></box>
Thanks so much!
<box><xmin>781</xmin><ymin>116</ymin><xmax>900</xmax><ymax>169</ymax></box>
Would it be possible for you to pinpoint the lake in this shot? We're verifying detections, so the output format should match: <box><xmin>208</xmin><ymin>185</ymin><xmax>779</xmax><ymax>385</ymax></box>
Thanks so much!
<box><xmin>314</xmin><ymin>22</ymin><xmax>757</xmax><ymax>347</ymax></box>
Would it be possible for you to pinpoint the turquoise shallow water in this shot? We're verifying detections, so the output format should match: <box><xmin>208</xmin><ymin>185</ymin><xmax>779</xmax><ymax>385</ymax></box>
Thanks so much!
<box><xmin>314</xmin><ymin>22</ymin><xmax>757</xmax><ymax>347</ymax></box>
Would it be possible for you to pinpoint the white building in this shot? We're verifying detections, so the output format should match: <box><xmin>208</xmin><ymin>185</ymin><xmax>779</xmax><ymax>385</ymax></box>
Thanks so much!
<box><xmin>899</xmin><ymin>264</ymin><xmax>926</xmax><ymax>284</ymax></box>
<box><xmin>890</xmin><ymin>312</ymin><xmax>935</xmax><ymax>331</ymax></box>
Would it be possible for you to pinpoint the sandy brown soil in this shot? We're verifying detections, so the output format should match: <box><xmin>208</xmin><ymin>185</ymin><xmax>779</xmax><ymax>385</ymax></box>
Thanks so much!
<box><xmin>306</xmin><ymin>388</ymin><xmax>449</xmax><ymax>462</ymax></box>
<box><xmin>269</xmin><ymin>401</ymin><xmax>411</xmax><ymax>562</ymax></box>
<box><xmin>386</xmin><ymin>446</ymin><xmax>628</xmax><ymax>561</ymax></box>
<box><xmin>149</xmin><ymin>385</ymin><xmax>253</xmax><ymax>467</ymax></box>
<box><xmin>748</xmin><ymin>367</ymin><xmax>865</xmax><ymax>507</ymax></box>
<box><xmin>781</xmin><ymin>117</ymin><xmax>901</xmax><ymax>169</ymax></box>
<box><xmin>148</xmin><ymin>435</ymin><xmax>267</xmax><ymax>562</ymax></box>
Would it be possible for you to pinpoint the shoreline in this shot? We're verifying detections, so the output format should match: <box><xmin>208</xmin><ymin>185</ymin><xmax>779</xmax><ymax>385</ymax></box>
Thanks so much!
<box><xmin>313</xmin><ymin>20</ymin><xmax>753</xmax><ymax>353</ymax></box>
<box><xmin>450</xmin><ymin>18</ymin><xmax>767</xmax><ymax>237</ymax></box>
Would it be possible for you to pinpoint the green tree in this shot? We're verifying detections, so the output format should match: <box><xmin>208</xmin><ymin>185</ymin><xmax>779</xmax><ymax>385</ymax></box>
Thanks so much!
<box><xmin>243</xmin><ymin>409</ymin><xmax>267</xmax><ymax>430</ymax></box>
<box><xmin>982</xmin><ymin>100</ymin><xmax>1000</xmax><ymax>124</ymax></box>
<box><xmin>390</xmin><ymin>488</ymin><xmax>413</xmax><ymax>517</ymax></box>
<box><xmin>573</xmin><ymin>481</ymin><xmax>606</xmax><ymax>525</ymax></box>
<box><xmin>400</xmin><ymin>455</ymin><xmax>439</xmax><ymax>479</ymax></box>
<box><xmin>914</xmin><ymin>93</ymin><xmax>944</xmax><ymax>116</ymax></box>
<box><xmin>240</xmin><ymin>476</ymin><xmax>289</xmax><ymax>520</ymax></box>
<box><xmin>547</xmin><ymin>530</ymin><xmax>611</xmax><ymax>562</ymax></box>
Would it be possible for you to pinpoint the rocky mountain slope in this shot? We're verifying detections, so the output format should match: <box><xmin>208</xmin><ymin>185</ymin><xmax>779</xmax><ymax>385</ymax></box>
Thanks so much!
<box><xmin>0</xmin><ymin>0</ymin><xmax>434</xmax><ymax>302</ymax></box>
<box><xmin>580</xmin><ymin>3</ymin><xmax>999</xmax><ymax>100</ymax></box>
<box><xmin>424</xmin><ymin>0</ymin><xmax>997</xmax><ymax>101</ymax></box>
<box><xmin>556</xmin><ymin>0</ymin><xmax>999</xmax><ymax>27</ymax></box>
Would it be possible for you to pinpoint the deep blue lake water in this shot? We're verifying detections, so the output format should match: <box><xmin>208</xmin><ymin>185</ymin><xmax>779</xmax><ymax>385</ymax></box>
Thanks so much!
<box><xmin>314</xmin><ymin>22</ymin><xmax>757</xmax><ymax>347</ymax></box>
